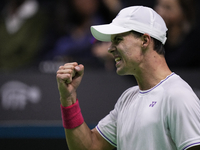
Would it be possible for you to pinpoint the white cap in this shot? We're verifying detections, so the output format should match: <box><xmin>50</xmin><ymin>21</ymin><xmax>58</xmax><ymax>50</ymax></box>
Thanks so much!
<box><xmin>91</xmin><ymin>6</ymin><xmax>168</xmax><ymax>44</ymax></box>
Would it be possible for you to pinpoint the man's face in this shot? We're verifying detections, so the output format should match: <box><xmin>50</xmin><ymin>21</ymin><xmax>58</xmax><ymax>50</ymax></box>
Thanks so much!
<box><xmin>109</xmin><ymin>32</ymin><xmax>143</xmax><ymax>76</ymax></box>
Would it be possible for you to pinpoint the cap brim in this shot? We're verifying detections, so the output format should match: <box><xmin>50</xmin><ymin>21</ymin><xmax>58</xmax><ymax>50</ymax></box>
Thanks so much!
<box><xmin>91</xmin><ymin>24</ymin><xmax>131</xmax><ymax>42</ymax></box>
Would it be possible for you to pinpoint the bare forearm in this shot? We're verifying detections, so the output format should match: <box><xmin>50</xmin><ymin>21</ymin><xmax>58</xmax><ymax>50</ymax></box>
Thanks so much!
<box><xmin>64</xmin><ymin>122</ymin><xmax>95</xmax><ymax>150</ymax></box>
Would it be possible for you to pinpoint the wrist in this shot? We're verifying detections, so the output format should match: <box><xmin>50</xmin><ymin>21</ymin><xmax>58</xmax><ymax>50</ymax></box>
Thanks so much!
<box><xmin>60</xmin><ymin>99</ymin><xmax>75</xmax><ymax>107</ymax></box>
<box><xmin>60</xmin><ymin>99</ymin><xmax>84</xmax><ymax>129</ymax></box>
<box><xmin>60</xmin><ymin>93</ymin><xmax>77</xmax><ymax>107</ymax></box>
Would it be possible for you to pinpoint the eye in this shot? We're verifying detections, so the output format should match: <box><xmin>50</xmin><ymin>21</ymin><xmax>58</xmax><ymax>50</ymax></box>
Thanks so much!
<box><xmin>113</xmin><ymin>36</ymin><xmax>122</xmax><ymax>45</ymax></box>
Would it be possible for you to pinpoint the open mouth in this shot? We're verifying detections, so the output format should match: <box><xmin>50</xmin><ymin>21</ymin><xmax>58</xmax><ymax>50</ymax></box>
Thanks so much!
<box><xmin>115</xmin><ymin>57</ymin><xmax>121</xmax><ymax>62</ymax></box>
<box><xmin>115</xmin><ymin>57</ymin><xmax>122</xmax><ymax>67</ymax></box>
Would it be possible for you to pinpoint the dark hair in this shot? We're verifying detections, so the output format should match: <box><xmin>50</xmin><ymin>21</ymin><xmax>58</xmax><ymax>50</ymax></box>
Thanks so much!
<box><xmin>131</xmin><ymin>31</ymin><xmax>165</xmax><ymax>56</ymax></box>
<box><xmin>153</xmin><ymin>38</ymin><xmax>165</xmax><ymax>55</ymax></box>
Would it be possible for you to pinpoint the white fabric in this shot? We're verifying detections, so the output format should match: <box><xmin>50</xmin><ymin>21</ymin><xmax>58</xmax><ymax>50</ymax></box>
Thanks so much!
<box><xmin>91</xmin><ymin>6</ymin><xmax>168</xmax><ymax>44</ymax></box>
<box><xmin>96</xmin><ymin>73</ymin><xmax>200</xmax><ymax>150</ymax></box>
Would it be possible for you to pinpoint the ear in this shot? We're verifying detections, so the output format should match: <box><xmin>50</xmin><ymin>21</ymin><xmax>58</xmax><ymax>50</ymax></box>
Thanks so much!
<box><xmin>141</xmin><ymin>33</ymin><xmax>151</xmax><ymax>48</ymax></box>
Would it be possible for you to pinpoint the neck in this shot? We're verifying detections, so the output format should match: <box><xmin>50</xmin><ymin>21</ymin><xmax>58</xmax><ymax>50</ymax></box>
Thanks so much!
<box><xmin>134</xmin><ymin>51</ymin><xmax>172</xmax><ymax>91</ymax></box>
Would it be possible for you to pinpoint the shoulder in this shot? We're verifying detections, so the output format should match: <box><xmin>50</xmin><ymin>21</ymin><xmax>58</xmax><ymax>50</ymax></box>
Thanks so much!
<box><xmin>164</xmin><ymin>73</ymin><xmax>194</xmax><ymax>97</ymax></box>
<box><xmin>163</xmin><ymin>74</ymin><xmax>200</xmax><ymax>111</ymax></box>
<box><xmin>114</xmin><ymin>85</ymin><xmax>139</xmax><ymax>108</ymax></box>
<box><xmin>119</xmin><ymin>86</ymin><xmax>139</xmax><ymax>100</ymax></box>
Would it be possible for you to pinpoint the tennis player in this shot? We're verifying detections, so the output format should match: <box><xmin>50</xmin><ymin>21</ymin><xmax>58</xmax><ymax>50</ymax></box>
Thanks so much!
<box><xmin>56</xmin><ymin>6</ymin><xmax>200</xmax><ymax>150</ymax></box>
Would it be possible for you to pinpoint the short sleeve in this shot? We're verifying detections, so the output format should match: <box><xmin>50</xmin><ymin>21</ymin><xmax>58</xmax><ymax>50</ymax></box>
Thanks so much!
<box><xmin>168</xmin><ymin>88</ymin><xmax>200</xmax><ymax>150</ymax></box>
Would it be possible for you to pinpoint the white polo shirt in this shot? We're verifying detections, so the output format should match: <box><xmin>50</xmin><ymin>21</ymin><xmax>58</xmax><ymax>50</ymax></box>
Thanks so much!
<box><xmin>96</xmin><ymin>73</ymin><xmax>200</xmax><ymax>150</ymax></box>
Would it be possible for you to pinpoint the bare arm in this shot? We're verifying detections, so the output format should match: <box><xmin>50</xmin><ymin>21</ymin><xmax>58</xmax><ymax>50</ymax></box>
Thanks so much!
<box><xmin>56</xmin><ymin>62</ymin><xmax>115</xmax><ymax>150</ymax></box>
<box><xmin>64</xmin><ymin>123</ymin><xmax>115</xmax><ymax>150</ymax></box>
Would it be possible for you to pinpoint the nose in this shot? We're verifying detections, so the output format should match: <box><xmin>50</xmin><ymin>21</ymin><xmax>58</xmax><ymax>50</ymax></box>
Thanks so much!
<box><xmin>108</xmin><ymin>44</ymin><xmax>117</xmax><ymax>53</ymax></box>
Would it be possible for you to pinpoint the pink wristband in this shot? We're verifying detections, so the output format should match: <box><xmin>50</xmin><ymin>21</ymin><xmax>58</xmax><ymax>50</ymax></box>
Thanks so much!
<box><xmin>60</xmin><ymin>100</ymin><xmax>84</xmax><ymax>129</ymax></box>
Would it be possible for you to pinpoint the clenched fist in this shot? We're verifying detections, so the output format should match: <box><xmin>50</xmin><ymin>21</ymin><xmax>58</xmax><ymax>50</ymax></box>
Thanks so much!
<box><xmin>56</xmin><ymin>62</ymin><xmax>84</xmax><ymax>106</ymax></box>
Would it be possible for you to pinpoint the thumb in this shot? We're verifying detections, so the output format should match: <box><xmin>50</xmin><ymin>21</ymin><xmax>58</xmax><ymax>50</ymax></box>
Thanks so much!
<box><xmin>74</xmin><ymin>64</ymin><xmax>84</xmax><ymax>76</ymax></box>
<box><xmin>71</xmin><ymin>64</ymin><xmax>84</xmax><ymax>88</ymax></box>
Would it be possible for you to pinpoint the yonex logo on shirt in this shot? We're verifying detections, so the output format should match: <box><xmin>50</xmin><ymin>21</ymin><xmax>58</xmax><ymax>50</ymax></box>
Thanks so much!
<box><xmin>149</xmin><ymin>101</ymin><xmax>157</xmax><ymax>107</ymax></box>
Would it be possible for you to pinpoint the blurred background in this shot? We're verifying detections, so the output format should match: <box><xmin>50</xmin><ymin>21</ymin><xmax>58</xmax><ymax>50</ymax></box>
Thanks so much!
<box><xmin>0</xmin><ymin>0</ymin><xmax>200</xmax><ymax>149</ymax></box>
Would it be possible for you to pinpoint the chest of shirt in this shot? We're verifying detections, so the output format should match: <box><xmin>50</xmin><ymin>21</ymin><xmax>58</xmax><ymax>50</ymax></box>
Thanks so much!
<box><xmin>117</xmin><ymin>92</ymin><xmax>168</xmax><ymax>139</ymax></box>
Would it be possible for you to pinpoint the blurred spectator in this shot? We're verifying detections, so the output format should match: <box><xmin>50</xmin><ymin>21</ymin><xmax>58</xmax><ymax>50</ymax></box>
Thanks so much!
<box><xmin>102</xmin><ymin>0</ymin><xmax>122</xmax><ymax>19</ymax></box>
<box><xmin>154</xmin><ymin>0</ymin><xmax>200</xmax><ymax>69</ymax></box>
<box><xmin>92</xmin><ymin>42</ymin><xmax>114</xmax><ymax>71</ymax></box>
<box><xmin>0</xmin><ymin>0</ymin><xmax>50</xmax><ymax>72</ymax></box>
<box><xmin>44</xmin><ymin>0</ymin><xmax>122</xmax><ymax>69</ymax></box>
<box><xmin>90</xmin><ymin>0</ymin><xmax>123</xmax><ymax>71</ymax></box>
